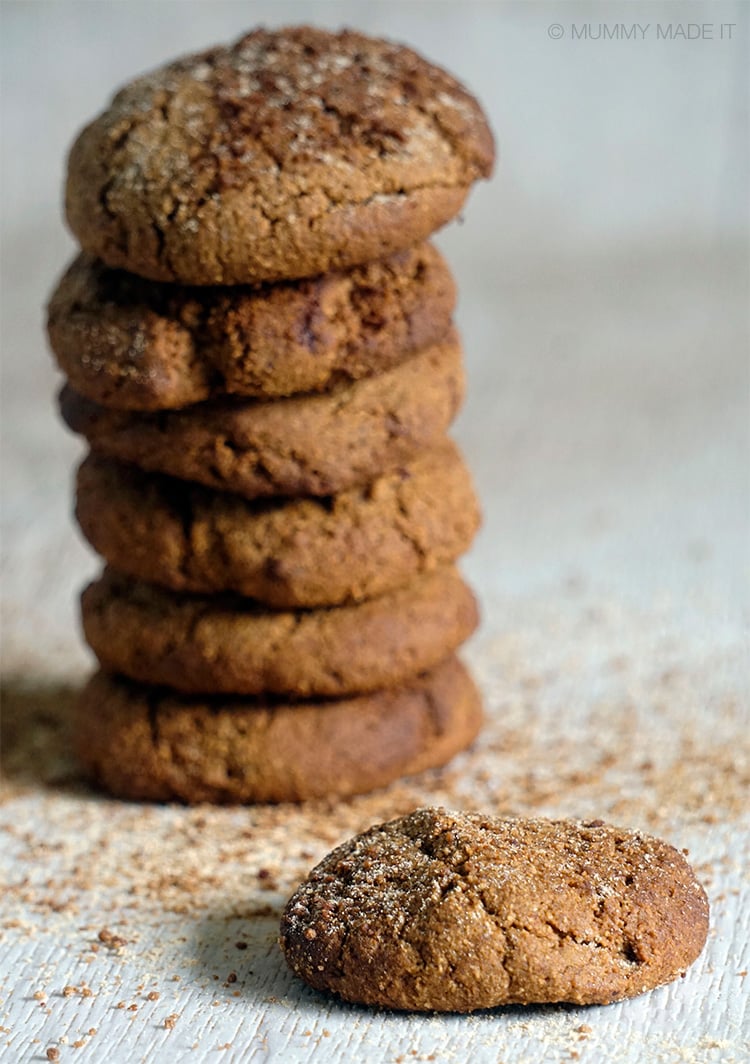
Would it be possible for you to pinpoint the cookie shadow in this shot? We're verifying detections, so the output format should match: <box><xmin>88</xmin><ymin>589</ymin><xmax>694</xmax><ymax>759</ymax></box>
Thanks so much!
<box><xmin>190</xmin><ymin>906</ymin><xmax>394</xmax><ymax>1018</ymax></box>
<box><xmin>0</xmin><ymin>674</ymin><xmax>91</xmax><ymax>793</ymax></box>
<box><xmin>190</xmin><ymin>907</ymin><xmax>304</xmax><ymax>1006</ymax></box>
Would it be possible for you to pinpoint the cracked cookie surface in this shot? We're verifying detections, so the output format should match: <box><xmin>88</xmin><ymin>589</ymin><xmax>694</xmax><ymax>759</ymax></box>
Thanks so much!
<box><xmin>280</xmin><ymin>807</ymin><xmax>709</xmax><ymax>1010</ymax></box>
<box><xmin>47</xmin><ymin>244</ymin><xmax>455</xmax><ymax>409</ymax></box>
<box><xmin>65</xmin><ymin>26</ymin><xmax>495</xmax><ymax>284</ymax></box>
<box><xmin>61</xmin><ymin>332</ymin><xmax>464</xmax><ymax>499</ymax></box>
<box><xmin>75</xmin><ymin>658</ymin><xmax>482</xmax><ymax>803</ymax></box>
<box><xmin>81</xmin><ymin>565</ymin><xmax>479</xmax><ymax>697</ymax></box>
<box><xmin>74</xmin><ymin>440</ymin><xmax>481</xmax><ymax>607</ymax></box>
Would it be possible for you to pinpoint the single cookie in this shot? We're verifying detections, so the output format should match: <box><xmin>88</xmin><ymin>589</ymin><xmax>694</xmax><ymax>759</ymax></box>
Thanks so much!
<box><xmin>280</xmin><ymin>807</ymin><xmax>710</xmax><ymax>1011</ymax></box>
<box><xmin>61</xmin><ymin>333</ymin><xmax>464</xmax><ymax>499</ymax></box>
<box><xmin>75</xmin><ymin>440</ymin><xmax>480</xmax><ymax>607</ymax></box>
<box><xmin>75</xmin><ymin>659</ymin><xmax>483</xmax><ymax>803</ymax></box>
<box><xmin>81</xmin><ymin>566</ymin><xmax>479</xmax><ymax>697</ymax></box>
<box><xmin>65</xmin><ymin>27</ymin><xmax>495</xmax><ymax>285</ymax></box>
<box><xmin>47</xmin><ymin>244</ymin><xmax>455</xmax><ymax>410</ymax></box>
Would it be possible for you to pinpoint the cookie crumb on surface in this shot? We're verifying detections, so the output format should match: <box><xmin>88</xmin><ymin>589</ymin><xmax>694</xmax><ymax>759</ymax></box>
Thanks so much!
<box><xmin>97</xmin><ymin>928</ymin><xmax>127</xmax><ymax>949</ymax></box>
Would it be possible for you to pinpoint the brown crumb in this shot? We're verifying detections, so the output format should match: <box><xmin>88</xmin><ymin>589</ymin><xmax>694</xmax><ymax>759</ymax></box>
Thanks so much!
<box><xmin>33</xmin><ymin>990</ymin><xmax>46</xmax><ymax>1001</ymax></box>
<box><xmin>235</xmin><ymin>941</ymin><xmax>248</xmax><ymax>950</ymax></box>
<box><xmin>88</xmin><ymin>1029</ymin><xmax>97</xmax><ymax>1036</ymax></box>
<box><xmin>73</xmin><ymin>1040</ymin><xmax>85</xmax><ymax>1049</ymax></box>
<box><xmin>98</xmin><ymin>928</ymin><xmax>127</xmax><ymax>949</ymax></box>
<box><xmin>226</xmin><ymin>973</ymin><xmax>237</xmax><ymax>983</ymax></box>
<box><xmin>46</xmin><ymin>1050</ymin><xmax>60</xmax><ymax>1062</ymax></box>
<box><xmin>127</xmin><ymin>1004</ymin><xmax>138</xmax><ymax>1012</ymax></box>
<box><xmin>164</xmin><ymin>1014</ymin><xmax>179</xmax><ymax>1030</ymax></box>
<box><xmin>146</xmin><ymin>991</ymin><xmax>160</xmax><ymax>1001</ymax></box>
<box><xmin>62</xmin><ymin>985</ymin><xmax>76</xmax><ymax>997</ymax></box>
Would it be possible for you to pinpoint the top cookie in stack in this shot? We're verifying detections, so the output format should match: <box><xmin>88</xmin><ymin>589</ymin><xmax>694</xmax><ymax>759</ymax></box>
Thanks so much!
<box><xmin>64</xmin><ymin>26</ymin><xmax>493</xmax><ymax>286</ymax></box>
<box><xmin>48</xmin><ymin>26</ymin><xmax>495</xmax><ymax>804</ymax></box>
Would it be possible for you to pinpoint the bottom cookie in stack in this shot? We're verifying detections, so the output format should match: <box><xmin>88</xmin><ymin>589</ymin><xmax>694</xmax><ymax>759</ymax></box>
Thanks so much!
<box><xmin>76</xmin><ymin>656</ymin><xmax>482</xmax><ymax>804</ymax></box>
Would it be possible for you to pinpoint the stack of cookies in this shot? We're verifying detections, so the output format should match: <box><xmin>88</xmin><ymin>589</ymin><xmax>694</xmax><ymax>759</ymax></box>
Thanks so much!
<box><xmin>47</xmin><ymin>27</ymin><xmax>495</xmax><ymax>803</ymax></box>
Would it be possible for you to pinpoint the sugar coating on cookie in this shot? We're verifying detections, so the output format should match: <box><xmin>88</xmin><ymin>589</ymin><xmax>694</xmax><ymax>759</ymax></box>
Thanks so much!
<box><xmin>47</xmin><ymin>244</ymin><xmax>455</xmax><ymax>409</ymax></box>
<box><xmin>280</xmin><ymin>807</ymin><xmax>709</xmax><ymax>1010</ymax></box>
<box><xmin>66</xmin><ymin>27</ymin><xmax>495</xmax><ymax>284</ymax></box>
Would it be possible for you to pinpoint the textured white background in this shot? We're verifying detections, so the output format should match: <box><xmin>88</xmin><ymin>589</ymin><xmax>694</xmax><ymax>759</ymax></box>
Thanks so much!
<box><xmin>1</xmin><ymin>2</ymin><xmax>748</xmax><ymax>1062</ymax></box>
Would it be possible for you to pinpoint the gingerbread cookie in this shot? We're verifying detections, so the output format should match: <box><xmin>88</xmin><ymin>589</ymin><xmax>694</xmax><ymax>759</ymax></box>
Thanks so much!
<box><xmin>280</xmin><ymin>807</ymin><xmax>710</xmax><ymax>1011</ymax></box>
<box><xmin>75</xmin><ymin>440</ymin><xmax>480</xmax><ymax>607</ymax></box>
<box><xmin>65</xmin><ymin>27</ymin><xmax>494</xmax><ymax>285</ymax></box>
<box><xmin>81</xmin><ymin>566</ymin><xmax>479</xmax><ymax>697</ymax></box>
<box><xmin>47</xmin><ymin>244</ymin><xmax>455</xmax><ymax>409</ymax></box>
<box><xmin>75</xmin><ymin>659</ymin><xmax>482</xmax><ymax>803</ymax></box>
<box><xmin>61</xmin><ymin>333</ymin><xmax>463</xmax><ymax>498</ymax></box>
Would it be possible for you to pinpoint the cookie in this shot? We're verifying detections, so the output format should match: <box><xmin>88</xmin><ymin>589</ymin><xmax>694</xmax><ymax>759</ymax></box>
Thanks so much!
<box><xmin>75</xmin><ymin>659</ymin><xmax>482</xmax><ymax>803</ymax></box>
<box><xmin>280</xmin><ymin>807</ymin><xmax>710</xmax><ymax>1011</ymax></box>
<box><xmin>65</xmin><ymin>27</ymin><xmax>495</xmax><ymax>285</ymax></box>
<box><xmin>61</xmin><ymin>333</ymin><xmax>464</xmax><ymax>499</ymax></box>
<box><xmin>81</xmin><ymin>566</ymin><xmax>478</xmax><ymax>697</ymax></box>
<box><xmin>75</xmin><ymin>440</ymin><xmax>480</xmax><ymax>607</ymax></box>
<box><xmin>47</xmin><ymin>244</ymin><xmax>455</xmax><ymax>410</ymax></box>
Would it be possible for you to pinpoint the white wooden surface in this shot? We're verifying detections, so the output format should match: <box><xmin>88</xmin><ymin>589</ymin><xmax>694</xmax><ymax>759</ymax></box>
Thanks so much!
<box><xmin>1</xmin><ymin>3</ymin><xmax>748</xmax><ymax>1062</ymax></box>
